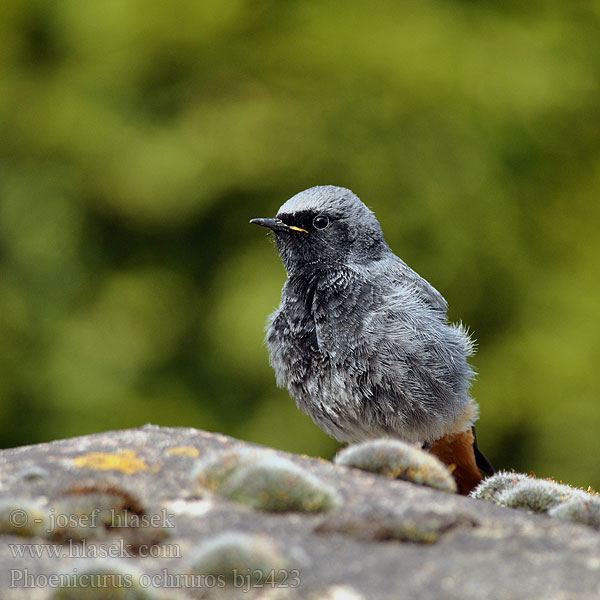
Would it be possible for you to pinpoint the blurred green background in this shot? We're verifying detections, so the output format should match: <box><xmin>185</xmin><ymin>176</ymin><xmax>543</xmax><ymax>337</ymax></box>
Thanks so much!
<box><xmin>1</xmin><ymin>1</ymin><xmax>599</xmax><ymax>488</ymax></box>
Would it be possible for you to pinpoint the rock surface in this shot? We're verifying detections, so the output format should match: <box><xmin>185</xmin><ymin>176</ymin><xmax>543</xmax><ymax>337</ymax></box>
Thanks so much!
<box><xmin>0</xmin><ymin>426</ymin><xmax>599</xmax><ymax>599</ymax></box>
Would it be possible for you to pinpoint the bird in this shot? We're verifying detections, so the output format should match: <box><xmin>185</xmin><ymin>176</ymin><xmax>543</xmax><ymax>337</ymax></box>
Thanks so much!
<box><xmin>250</xmin><ymin>185</ymin><xmax>494</xmax><ymax>494</ymax></box>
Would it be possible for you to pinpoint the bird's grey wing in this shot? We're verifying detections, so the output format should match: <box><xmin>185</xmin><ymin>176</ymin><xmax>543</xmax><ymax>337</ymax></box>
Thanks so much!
<box><xmin>389</xmin><ymin>257</ymin><xmax>448</xmax><ymax>315</ymax></box>
<box><xmin>355</xmin><ymin>287</ymin><xmax>474</xmax><ymax>442</ymax></box>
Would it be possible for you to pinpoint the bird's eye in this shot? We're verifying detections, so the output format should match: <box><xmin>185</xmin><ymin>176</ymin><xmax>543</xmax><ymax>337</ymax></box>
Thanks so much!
<box><xmin>313</xmin><ymin>215</ymin><xmax>329</xmax><ymax>230</ymax></box>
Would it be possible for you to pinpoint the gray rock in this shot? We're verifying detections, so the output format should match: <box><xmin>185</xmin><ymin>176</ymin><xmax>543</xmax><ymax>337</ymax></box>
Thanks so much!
<box><xmin>0</xmin><ymin>426</ymin><xmax>599</xmax><ymax>599</ymax></box>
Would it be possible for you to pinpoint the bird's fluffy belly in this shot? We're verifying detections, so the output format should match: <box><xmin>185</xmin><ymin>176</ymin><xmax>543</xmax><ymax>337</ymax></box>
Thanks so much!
<box><xmin>266</xmin><ymin>309</ymin><xmax>459</xmax><ymax>444</ymax></box>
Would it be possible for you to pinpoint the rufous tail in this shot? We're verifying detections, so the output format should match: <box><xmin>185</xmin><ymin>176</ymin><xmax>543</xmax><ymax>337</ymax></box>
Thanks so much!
<box><xmin>429</xmin><ymin>426</ymin><xmax>495</xmax><ymax>495</ymax></box>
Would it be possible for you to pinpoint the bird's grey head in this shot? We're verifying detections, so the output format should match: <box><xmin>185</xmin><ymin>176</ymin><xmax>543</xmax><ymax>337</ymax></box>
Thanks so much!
<box><xmin>250</xmin><ymin>186</ymin><xmax>389</xmax><ymax>274</ymax></box>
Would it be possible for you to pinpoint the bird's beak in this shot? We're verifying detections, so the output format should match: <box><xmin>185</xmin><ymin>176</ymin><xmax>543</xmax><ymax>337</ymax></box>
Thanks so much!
<box><xmin>249</xmin><ymin>218</ymin><xmax>308</xmax><ymax>234</ymax></box>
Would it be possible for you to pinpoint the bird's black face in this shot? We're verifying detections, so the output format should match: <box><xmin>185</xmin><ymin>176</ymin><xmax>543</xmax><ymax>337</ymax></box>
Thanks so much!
<box><xmin>251</xmin><ymin>186</ymin><xmax>389</xmax><ymax>274</ymax></box>
<box><xmin>274</xmin><ymin>208</ymin><xmax>352</xmax><ymax>272</ymax></box>
<box><xmin>251</xmin><ymin>208</ymin><xmax>348</xmax><ymax>272</ymax></box>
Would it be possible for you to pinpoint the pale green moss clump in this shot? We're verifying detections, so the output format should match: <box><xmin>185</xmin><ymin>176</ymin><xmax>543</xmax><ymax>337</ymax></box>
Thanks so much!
<box><xmin>334</xmin><ymin>439</ymin><xmax>457</xmax><ymax>493</ymax></box>
<box><xmin>193</xmin><ymin>451</ymin><xmax>241</xmax><ymax>492</ymax></box>
<box><xmin>195</xmin><ymin>450</ymin><xmax>341</xmax><ymax>512</ymax></box>
<box><xmin>470</xmin><ymin>471</ymin><xmax>529</xmax><ymax>502</ymax></box>
<box><xmin>383</xmin><ymin>508</ymin><xmax>476</xmax><ymax>543</ymax></box>
<box><xmin>0</xmin><ymin>498</ymin><xmax>49</xmax><ymax>537</ymax></box>
<box><xmin>548</xmin><ymin>496</ymin><xmax>600</xmax><ymax>528</ymax></box>
<box><xmin>318</xmin><ymin>507</ymin><xmax>473</xmax><ymax>544</ymax></box>
<box><xmin>188</xmin><ymin>531</ymin><xmax>288</xmax><ymax>582</ymax></box>
<box><xmin>472</xmin><ymin>471</ymin><xmax>598</xmax><ymax>523</ymax></box>
<box><xmin>498</xmin><ymin>478</ymin><xmax>587</xmax><ymax>512</ymax></box>
<box><xmin>471</xmin><ymin>471</ymin><xmax>589</xmax><ymax>512</ymax></box>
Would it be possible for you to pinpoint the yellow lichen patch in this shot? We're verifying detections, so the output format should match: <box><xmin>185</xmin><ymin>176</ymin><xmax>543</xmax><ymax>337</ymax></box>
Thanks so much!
<box><xmin>166</xmin><ymin>446</ymin><xmax>200</xmax><ymax>457</ymax></box>
<box><xmin>73</xmin><ymin>450</ymin><xmax>149</xmax><ymax>474</ymax></box>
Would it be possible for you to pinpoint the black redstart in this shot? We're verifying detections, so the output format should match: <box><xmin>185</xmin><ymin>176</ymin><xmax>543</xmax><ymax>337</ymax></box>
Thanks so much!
<box><xmin>250</xmin><ymin>185</ymin><xmax>494</xmax><ymax>493</ymax></box>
